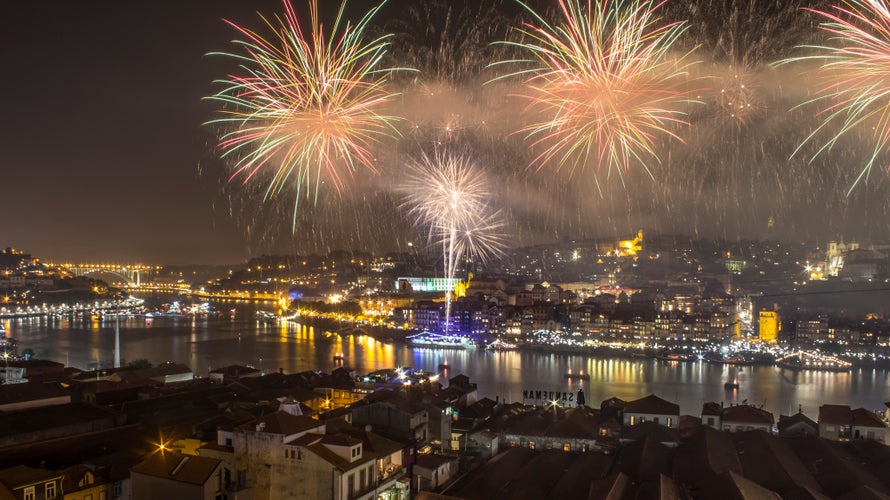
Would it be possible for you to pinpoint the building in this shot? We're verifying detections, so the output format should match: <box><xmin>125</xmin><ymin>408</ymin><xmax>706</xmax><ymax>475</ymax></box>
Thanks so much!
<box><xmin>623</xmin><ymin>395</ymin><xmax>679</xmax><ymax>429</ymax></box>
<box><xmin>228</xmin><ymin>409</ymin><xmax>326</xmax><ymax>498</ymax></box>
<box><xmin>130</xmin><ymin>452</ymin><xmax>244</xmax><ymax>500</ymax></box>
<box><xmin>759</xmin><ymin>311</ymin><xmax>779</xmax><ymax>344</ymax></box>
<box><xmin>851</xmin><ymin>408</ymin><xmax>888</xmax><ymax>443</ymax></box>
<box><xmin>818</xmin><ymin>405</ymin><xmax>852</xmax><ymax>441</ymax></box>
<box><xmin>0</xmin><ymin>465</ymin><xmax>65</xmax><ymax>500</ymax></box>
<box><xmin>719</xmin><ymin>405</ymin><xmax>775</xmax><ymax>433</ymax></box>
<box><xmin>413</xmin><ymin>454</ymin><xmax>458</xmax><ymax>492</ymax></box>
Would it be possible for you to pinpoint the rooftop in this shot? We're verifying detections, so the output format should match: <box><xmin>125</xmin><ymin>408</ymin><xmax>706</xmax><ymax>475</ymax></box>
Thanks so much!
<box><xmin>624</xmin><ymin>394</ymin><xmax>679</xmax><ymax>416</ymax></box>
<box><xmin>239</xmin><ymin>410</ymin><xmax>324</xmax><ymax>437</ymax></box>
<box><xmin>130</xmin><ymin>452</ymin><xmax>221</xmax><ymax>486</ymax></box>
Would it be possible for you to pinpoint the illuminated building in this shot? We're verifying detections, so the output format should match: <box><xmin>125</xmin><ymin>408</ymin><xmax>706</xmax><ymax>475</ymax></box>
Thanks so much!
<box><xmin>758</xmin><ymin>311</ymin><xmax>779</xmax><ymax>344</ymax></box>
<box><xmin>616</xmin><ymin>230</ymin><xmax>643</xmax><ymax>257</ymax></box>
<box><xmin>396</xmin><ymin>277</ymin><xmax>459</xmax><ymax>293</ymax></box>
<box><xmin>826</xmin><ymin>240</ymin><xmax>859</xmax><ymax>277</ymax></box>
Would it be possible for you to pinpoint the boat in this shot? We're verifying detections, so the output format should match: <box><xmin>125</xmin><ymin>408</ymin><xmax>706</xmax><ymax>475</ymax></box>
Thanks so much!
<box><xmin>705</xmin><ymin>353</ymin><xmax>754</xmax><ymax>366</ymax></box>
<box><xmin>333</xmin><ymin>352</ymin><xmax>345</xmax><ymax>363</ymax></box>
<box><xmin>564</xmin><ymin>369</ymin><xmax>590</xmax><ymax>381</ymax></box>
<box><xmin>406</xmin><ymin>331</ymin><xmax>468</xmax><ymax>349</ymax></box>
<box><xmin>724</xmin><ymin>380</ymin><xmax>739</xmax><ymax>390</ymax></box>
<box><xmin>438</xmin><ymin>360</ymin><xmax>451</xmax><ymax>371</ymax></box>
<box><xmin>777</xmin><ymin>351</ymin><xmax>852</xmax><ymax>372</ymax></box>
<box><xmin>485</xmin><ymin>338</ymin><xmax>519</xmax><ymax>351</ymax></box>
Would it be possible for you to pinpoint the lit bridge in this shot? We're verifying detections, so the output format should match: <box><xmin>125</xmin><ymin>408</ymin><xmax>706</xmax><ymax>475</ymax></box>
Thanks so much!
<box><xmin>61</xmin><ymin>263</ymin><xmax>160</xmax><ymax>286</ymax></box>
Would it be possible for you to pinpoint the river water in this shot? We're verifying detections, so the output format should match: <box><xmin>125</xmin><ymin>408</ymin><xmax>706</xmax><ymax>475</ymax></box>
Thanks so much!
<box><xmin>4</xmin><ymin>298</ymin><xmax>889</xmax><ymax>419</ymax></box>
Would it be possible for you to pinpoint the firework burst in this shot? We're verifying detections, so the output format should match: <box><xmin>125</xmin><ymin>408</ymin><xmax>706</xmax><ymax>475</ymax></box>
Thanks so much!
<box><xmin>781</xmin><ymin>0</ymin><xmax>890</xmax><ymax>192</ymax></box>
<box><xmin>492</xmin><ymin>0</ymin><xmax>697</xmax><ymax>185</ymax></box>
<box><xmin>206</xmin><ymin>0</ymin><xmax>402</xmax><ymax>228</ymax></box>
<box><xmin>398</xmin><ymin>150</ymin><xmax>507</xmax><ymax>333</ymax></box>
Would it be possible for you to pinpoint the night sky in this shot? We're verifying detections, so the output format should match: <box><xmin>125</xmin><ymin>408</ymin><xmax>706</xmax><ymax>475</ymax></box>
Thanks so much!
<box><xmin>3</xmin><ymin>0</ymin><xmax>890</xmax><ymax>265</ymax></box>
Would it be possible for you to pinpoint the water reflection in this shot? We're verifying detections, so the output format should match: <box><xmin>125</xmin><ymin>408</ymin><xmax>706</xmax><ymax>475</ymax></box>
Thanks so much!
<box><xmin>4</xmin><ymin>302</ymin><xmax>889</xmax><ymax>417</ymax></box>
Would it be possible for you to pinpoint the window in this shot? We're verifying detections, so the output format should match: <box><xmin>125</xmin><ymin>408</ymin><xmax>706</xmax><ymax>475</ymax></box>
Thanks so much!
<box><xmin>45</xmin><ymin>482</ymin><xmax>56</xmax><ymax>499</ymax></box>
<box><xmin>630</xmin><ymin>415</ymin><xmax>635</xmax><ymax>425</ymax></box>
<box><xmin>707</xmin><ymin>417</ymin><xmax>714</xmax><ymax>426</ymax></box>
<box><xmin>667</xmin><ymin>417</ymin><xmax>673</xmax><ymax>428</ymax></box>
<box><xmin>653</xmin><ymin>417</ymin><xmax>659</xmax><ymax>424</ymax></box>
<box><xmin>24</xmin><ymin>487</ymin><xmax>35</xmax><ymax>500</ymax></box>
<box><xmin>528</xmin><ymin>440</ymin><xmax>535</xmax><ymax>450</ymax></box>
<box><xmin>348</xmin><ymin>474</ymin><xmax>355</xmax><ymax>493</ymax></box>
<box><xmin>563</xmin><ymin>443</ymin><xmax>571</xmax><ymax>452</ymax></box>
<box><xmin>360</xmin><ymin>469</ymin><xmax>366</xmax><ymax>488</ymax></box>
<box><xmin>112</xmin><ymin>481</ymin><xmax>122</xmax><ymax>498</ymax></box>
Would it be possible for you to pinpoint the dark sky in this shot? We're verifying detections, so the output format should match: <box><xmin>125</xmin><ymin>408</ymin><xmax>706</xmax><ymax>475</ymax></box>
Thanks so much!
<box><xmin>4</xmin><ymin>1</ymin><xmax>890</xmax><ymax>265</ymax></box>
<box><xmin>1</xmin><ymin>1</ymin><xmax>291</xmax><ymax>265</ymax></box>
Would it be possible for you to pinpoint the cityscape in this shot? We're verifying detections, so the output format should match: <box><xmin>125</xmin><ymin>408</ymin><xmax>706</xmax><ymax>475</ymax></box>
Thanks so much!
<box><xmin>5</xmin><ymin>1</ymin><xmax>890</xmax><ymax>500</ymax></box>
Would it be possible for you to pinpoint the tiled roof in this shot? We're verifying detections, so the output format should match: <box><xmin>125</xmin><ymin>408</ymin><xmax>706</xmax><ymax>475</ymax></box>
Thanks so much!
<box><xmin>624</xmin><ymin>394</ymin><xmax>679</xmax><ymax>416</ymax></box>
<box><xmin>0</xmin><ymin>465</ymin><xmax>64</xmax><ymax>490</ymax></box>
<box><xmin>818</xmin><ymin>404</ymin><xmax>851</xmax><ymax>425</ymax></box>
<box><xmin>130</xmin><ymin>453</ymin><xmax>221</xmax><ymax>486</ymax></box>
<box><xmin>321</xmin><ymin>434</ymin><xmax>362</xmax><ymax>447</ymax></box>
<box><xmin>778</xmin><ymin>412</ymin><xmax>817</xmax><ymax>432</ymax></box>
<box><xmin>851</xmin><ymin>408</ymin><xmax>887</xmax><ymax>428</ymax></box>
<box><xmin>721</xmin><ymin>405</ymin><xmax>775</xmax><ymax>426</ymax></box>
<box><xmin>239</xmin><ymin>410</ymin><xmax>323</xmax><ymax>436</ymax></box>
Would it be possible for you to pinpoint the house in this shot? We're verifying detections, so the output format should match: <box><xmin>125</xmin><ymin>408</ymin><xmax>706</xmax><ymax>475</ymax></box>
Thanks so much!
<box><xmin>623</xmin><ymin>394</ymin><xmax>679</xmax><ymax>429</ymax></box>
<box><xmin>0</xmin><ymin>465</ymin><xmax>65</xmax><ymax>500</ymax></box>
<box><xmin>701</xmin><ymin>402</ymin><xmax>722</xmax><ymax>430</ymax></box>
<box><xmin>130</xmin><ymin>452</ymin><xmax>244</xmax><ymax>500</ymax></box>
<box><xmin>818</xmin><ymin>404</ymin><xmax>852</xmax><ymax>441</ymax></box>
<box><xmin>413</xmin><ymin>454</ymin><xmax>458</xmax><ymax>492</ymax></box>
<box><xmin>720</xmin><ymin>405</ymin><xmax>774</xmax><ymax>433</ymax></box>
<box><xmin>777</xmin><ymin>413</ymin><xmax>818</xmax><ymax>438</ymax></box>
<box><xmin>851</xmin><ymin>408</ymin><xmax>888</xmax><ymax>442</ymax></box>
<box><xmin>819</xmin><ymin>405</ymin><xmax>853</xmax><ymax>441</ymax></box>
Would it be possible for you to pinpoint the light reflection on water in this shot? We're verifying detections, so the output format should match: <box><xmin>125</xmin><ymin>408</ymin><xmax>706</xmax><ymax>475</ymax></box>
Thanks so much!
<box><xmin>4</xmin><ymin>305</ymin><xmax>889</xmax><ymax>417</ymax></box>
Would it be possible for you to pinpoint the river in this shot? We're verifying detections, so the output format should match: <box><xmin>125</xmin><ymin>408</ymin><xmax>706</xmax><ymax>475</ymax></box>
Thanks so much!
<box><xmin>3</xmin><ymin>298</ymin><xmax>889</xmax><ymax>419</ymax></box>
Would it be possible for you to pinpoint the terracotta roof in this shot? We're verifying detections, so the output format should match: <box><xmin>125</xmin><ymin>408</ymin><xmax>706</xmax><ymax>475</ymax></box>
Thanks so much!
<box><xmin>0</xmin><ymin>465</ymin><xmax>64</xmax><ymax>490</ymax></box>
<box><xmin>239</xmin><ymin>410</ymin><xmax>324</xmax><ymax>436</ymax></box>
<box><xmin>306</xmin><ymin>441</ymin><xmax>376</xmax><ymax>472</ymax></box>
<box><xmin>851</xmin><ymin>408</ymin><xmax>887</xmax><ymax>428</ymax></box>
<box><xmin>130</xmin><ymin>452</ymin><xmax>221</xmax><ymax>486</ymax></box>
<box><xmin>819</xmin><ymin>404</ymin><xmax>851</xmax><ymax>425</ymax></box>
<box><xmin>624</xmin><ymin>394</ymin><xmax>679</xmax><ymax>416</ymax></box>
<box><xmin>695</xmin><ymin>470</ymin><xmax>782</xmax><ymax>499</ymax></box>
<box><xmin>778</xmin><ymin>413</ymin><xmax>818</xmax><ymax>432</ymax></box>
<box><xmin>321</xmin><ymin>434</ymin><xmax>362</xmax><ymax>447</ymax></box>
<box><xmin>702</xmin><ymin>401</ymin><xmax>723</xmax><ymax>416</ymax></box>
<box><xmin>721</xmin><ymin>405</ymin><xmax>775</xmax><ymax>426</ymax></box>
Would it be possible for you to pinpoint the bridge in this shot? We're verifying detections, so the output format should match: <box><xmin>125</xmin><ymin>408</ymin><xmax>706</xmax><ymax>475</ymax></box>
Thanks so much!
<box><xmin>62</xmin><ymin>264</ymin><xmax>159</xmax><ymax>286</ymax></box>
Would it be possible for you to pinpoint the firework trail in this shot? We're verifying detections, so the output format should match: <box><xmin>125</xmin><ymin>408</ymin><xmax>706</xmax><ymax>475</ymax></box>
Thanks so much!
<box><xmin>491</xmin><ymin>0</ymin><xmax>697</xmax><ymax>187</ymax></box>
<box><xmin>398</xmin><ymin>150</ymin><xmax>507</xmax><ymax>334</ymax></box>
<box><xmin>781</xmin><ymin>0</ymin><xmax>890</xmax><ymax>193</ymax></box>
<box><xmin>205</xmin><ymin>0</ymin><xmax>402</xmax><ymax>229</ymax></box>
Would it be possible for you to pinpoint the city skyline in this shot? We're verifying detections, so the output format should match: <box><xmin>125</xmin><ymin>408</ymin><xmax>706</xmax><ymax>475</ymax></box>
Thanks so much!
<box><xmin>5</xmin><ymin>0</ymin><xmax>890</xmax><ymax>266</ymax></box>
